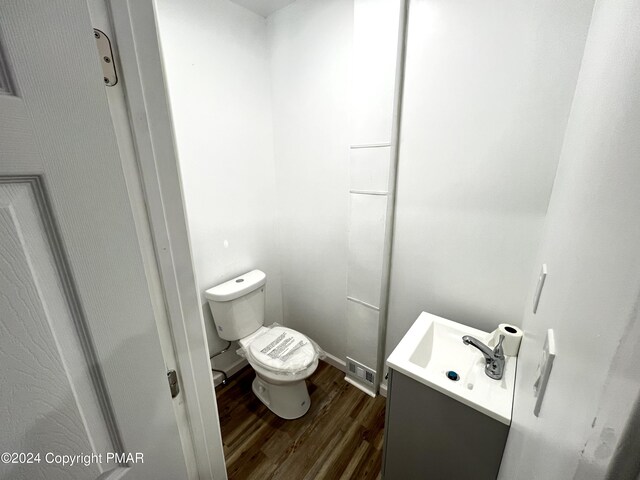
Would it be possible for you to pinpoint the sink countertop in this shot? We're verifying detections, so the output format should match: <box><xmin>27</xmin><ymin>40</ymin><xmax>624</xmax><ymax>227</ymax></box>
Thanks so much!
<box><xmin>386</xmin><ymin>311</ymin><xmax>516</xmax><ymax>425</ymax></box>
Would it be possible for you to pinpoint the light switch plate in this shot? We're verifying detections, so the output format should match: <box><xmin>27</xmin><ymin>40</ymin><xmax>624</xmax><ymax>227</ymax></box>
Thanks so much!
<box><xmin>533</xmin><ymin>264</ymin><xmax>548</xmax><ymax>314</ymax></box>
<box><xmin>533</xmin><ymin>328</ymin><xmax>556</xmax><ymax>417</ymax></box>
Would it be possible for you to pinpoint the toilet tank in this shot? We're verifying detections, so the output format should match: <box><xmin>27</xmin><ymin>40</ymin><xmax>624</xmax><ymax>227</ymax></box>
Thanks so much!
<box><xmin>204</xmin><ymin>270</ymin><xmax>266</xmax><ymax>341</ymax></box>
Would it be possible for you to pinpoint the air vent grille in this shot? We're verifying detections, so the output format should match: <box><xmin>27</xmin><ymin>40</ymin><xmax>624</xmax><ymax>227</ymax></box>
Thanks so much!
<box><xmin>346</xmin><ymin>357</ymin><xmax>376</xmax><ymax>387</ymax></box>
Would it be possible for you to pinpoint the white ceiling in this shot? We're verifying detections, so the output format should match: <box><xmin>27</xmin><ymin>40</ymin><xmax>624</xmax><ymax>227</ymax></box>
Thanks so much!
<box><xmin>230</xmin><ymin>0</ymin><xmax>297</xmax><ymax>18</ymax></box>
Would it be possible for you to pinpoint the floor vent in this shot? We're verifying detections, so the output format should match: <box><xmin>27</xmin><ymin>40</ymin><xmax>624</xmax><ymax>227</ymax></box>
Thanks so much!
<box><xmin>346</xmin><ymin>357</ymin><xmax>376</xmax><ymax>387</ymax></box>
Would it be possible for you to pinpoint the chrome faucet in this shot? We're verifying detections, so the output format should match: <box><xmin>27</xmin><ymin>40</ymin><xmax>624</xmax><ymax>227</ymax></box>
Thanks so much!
<box><xmin>462</xmin><ymin>335</ymin><xmax>505</xmax><ymax>380</ymax></box>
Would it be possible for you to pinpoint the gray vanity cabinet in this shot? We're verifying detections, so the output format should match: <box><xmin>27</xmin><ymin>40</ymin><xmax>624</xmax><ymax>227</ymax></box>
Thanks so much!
<box><xmin>382</xmin><ymin>369</ymin><xmax>509</xmax><ymax>480</ymax></box>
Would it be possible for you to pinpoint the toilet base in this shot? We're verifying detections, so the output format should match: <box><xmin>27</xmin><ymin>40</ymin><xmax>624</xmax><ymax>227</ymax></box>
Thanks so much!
<box><xmin>252</xmin><ymin>375</ymin><xmax>311</xmax><ymax>419</ymax></box>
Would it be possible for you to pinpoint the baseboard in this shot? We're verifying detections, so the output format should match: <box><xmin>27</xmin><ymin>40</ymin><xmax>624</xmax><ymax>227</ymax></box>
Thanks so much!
<box><xmin>379</xmin><ymin>382</ymin><xmax>388</xmax><ymax>397</ymax></box>
<box><xmin>214</xmin><ymin>349</ymin><xmax>386</xmax><ymax>399</ymax></box>
<box><xmin>212</xmin><ymin>357</ymin><xmax>247</xmax><ymax>387</ymax></box>
<box><xmin>215</xmin><ymin>350</ymin><xmax>345</xmax><ymax>387</ymax></box>
<box><xmin>344</xmin><ymin>376</ymin><xmax>376</xmax><ymax>397</ymax></box>
<box><xmin>214</xmin><ymin>350</ymin><xmax>348</xmax><ymax>387</ymax></box>
<box><xmin>322</xmin><ymin>351</ymin><xmax>346</xmax><ymax>372</ymax></box>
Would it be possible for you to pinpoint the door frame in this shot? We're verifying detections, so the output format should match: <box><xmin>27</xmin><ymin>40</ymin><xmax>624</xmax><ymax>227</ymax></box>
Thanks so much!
<box><xmin>107</xmin><ymin>1</ymin><xmax>227</xmax><ymax>478</ymax></box>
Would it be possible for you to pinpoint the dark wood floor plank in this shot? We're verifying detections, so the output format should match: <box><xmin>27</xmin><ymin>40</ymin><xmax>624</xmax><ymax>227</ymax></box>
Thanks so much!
<box><xmin>266</xmin><ymin>381</ymin><xmax>364</xmax><ymax>480</ymax></box>
<box><xmin>338</xmin><ymin>440</ymin><xmax>370</xmax><ymax>480</ymax></box>
<box><xmin>215</xmin><ymin>361</ymin><xmax>386</xmax><ymax>480</ymax></box>
<box><xmin>347</xmin><ymin>442</ymin><xmax>383</xmax><ymax>480</ymax></box>
<box><xmin>304</xmin><ymin>421</ymin><xmax>366</xmax><ymax>480</ymax></box>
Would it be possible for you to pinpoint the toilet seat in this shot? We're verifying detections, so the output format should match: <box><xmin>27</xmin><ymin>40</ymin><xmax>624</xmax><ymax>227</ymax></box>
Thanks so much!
<box><xmin>240</xmin><ymin>325</ymin><xmax>317</xmax><ymax>374</ymax></box>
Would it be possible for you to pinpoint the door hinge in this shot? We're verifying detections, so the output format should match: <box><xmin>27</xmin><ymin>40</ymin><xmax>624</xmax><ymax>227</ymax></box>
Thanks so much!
<box><xmin>167</xmin><ymin>370</ymin><xmax>180</xmax><ymax>398</ymax></box>
<box><xmin>93</xmin><ymin>28</ymin><xmax>118</xmax><ymax>86</ymax></box>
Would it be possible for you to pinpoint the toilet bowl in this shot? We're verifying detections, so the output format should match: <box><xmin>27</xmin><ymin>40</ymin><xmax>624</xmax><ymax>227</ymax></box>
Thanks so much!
<box><xmin>204</xmin><ymin>270</ymin><xmax>322</xmax><ymax>419</ymax></box>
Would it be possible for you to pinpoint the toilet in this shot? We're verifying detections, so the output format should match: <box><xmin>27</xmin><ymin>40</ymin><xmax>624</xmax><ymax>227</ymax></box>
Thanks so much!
<box><xmin>204</xmin><ymin>270</ymin><xmax>321</xmax><ymax>419</ymax></box>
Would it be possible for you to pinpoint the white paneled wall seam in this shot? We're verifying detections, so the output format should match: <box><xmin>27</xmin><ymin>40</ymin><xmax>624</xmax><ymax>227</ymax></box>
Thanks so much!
<box><xmin>346</xmin><ymin>0</ymin><xmax>406</xmax><ymax>395</ymax></box>
<box><xmin>346</xmin><ymin>296</ymin><xmax>380</xmax><ymax>311</ymax></box>
<box><xmin>350</xmin><ymin>190</ymin><xmax>389</xmax><ymax>195</ymax></box>
<box><xmin>351</xmin><ymin>143</ymin><xmax>392</xmax><ymax>148</ymax></box>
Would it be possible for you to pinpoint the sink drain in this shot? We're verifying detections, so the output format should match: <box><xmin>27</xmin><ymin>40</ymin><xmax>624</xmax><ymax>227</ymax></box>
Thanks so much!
<box><xmin>446</xmin><ymin>370</ymin><xmax>460</xmax><ymax>381</ymax></box>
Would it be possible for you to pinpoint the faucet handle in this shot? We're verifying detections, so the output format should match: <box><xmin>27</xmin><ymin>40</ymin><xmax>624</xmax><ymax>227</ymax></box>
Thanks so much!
<box><xmin>493</xmin><ymin>335</ymin><xmax>505</xmax><ymax>359</ymax></box>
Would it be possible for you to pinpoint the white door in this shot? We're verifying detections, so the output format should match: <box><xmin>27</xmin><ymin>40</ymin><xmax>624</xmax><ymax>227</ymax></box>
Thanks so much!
<box><xmin>0</xmin><ymin>1</ymin><xmax>190</xmax><ymax>479</ymax></box>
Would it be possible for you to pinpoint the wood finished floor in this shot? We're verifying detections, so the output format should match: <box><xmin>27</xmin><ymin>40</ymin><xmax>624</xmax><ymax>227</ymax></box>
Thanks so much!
<box><xmin>215</xmin><ymin>362</ymin><xmax>386</xmax><ymax>480</ymax></box>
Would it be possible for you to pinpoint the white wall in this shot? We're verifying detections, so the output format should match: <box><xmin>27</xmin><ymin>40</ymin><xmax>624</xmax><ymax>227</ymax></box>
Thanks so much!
<box><xmin>385</xmin><ymin>0</ymin><xmax>595</xmax><ymax>360</ymax></box>
<box><xmin>156</xmin><ymin>0</ymin><xmax>283</xmax><ymax>355</ymax></box>
<box><xmin>267</xmin><ymin>0</ymin><xmax>353</xmax><ymax>360</ymax></box>
<box><xmin>499</xmin><ymin>0</ymin><xmax>640</xmax><ymax>477</ymax></box>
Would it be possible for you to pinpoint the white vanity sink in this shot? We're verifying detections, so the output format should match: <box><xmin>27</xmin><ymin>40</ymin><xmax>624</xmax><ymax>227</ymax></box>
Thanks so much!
<box><xmin>387</xmin><ymin>311</ymin><xmax>516</xmax><ymax>425</ymax></box>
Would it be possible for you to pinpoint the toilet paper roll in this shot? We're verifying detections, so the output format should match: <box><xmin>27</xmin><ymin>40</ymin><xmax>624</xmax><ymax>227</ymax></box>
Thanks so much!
<box><xmin>491</xmin><ymin>323</ymin><xmax>523</xmax><ymax>357</ymax></box>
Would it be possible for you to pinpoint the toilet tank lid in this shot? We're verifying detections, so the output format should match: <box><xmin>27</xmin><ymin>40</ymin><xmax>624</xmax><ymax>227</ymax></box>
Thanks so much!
<box><xmin>204</xmin><ymin>270</ymin><xmax>266</xmax><ymax>302</ymax></box>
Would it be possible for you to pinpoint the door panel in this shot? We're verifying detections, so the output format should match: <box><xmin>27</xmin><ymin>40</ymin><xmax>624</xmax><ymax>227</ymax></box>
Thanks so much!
<box><xmin>0</xmin><ymin>179</ymin><xmax>113</xmax><ymax>479</ymax></box>
<box><xmin>0</xmin><ymin>1</ymin><xmax>189</xmax><ymax>478</ymax></box>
